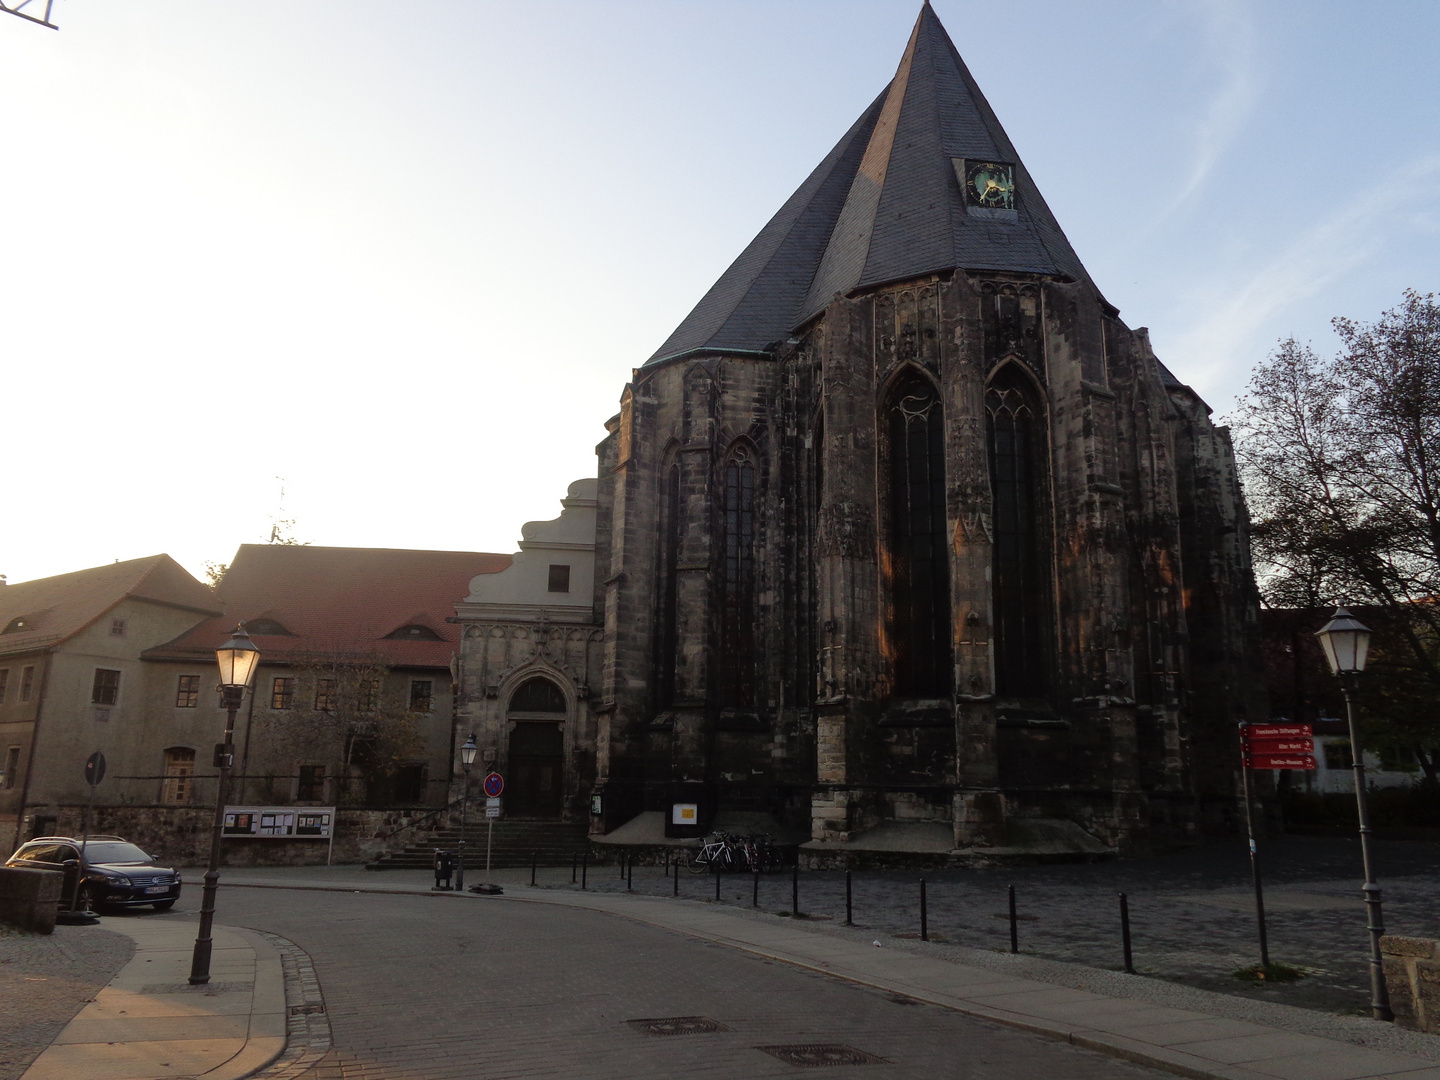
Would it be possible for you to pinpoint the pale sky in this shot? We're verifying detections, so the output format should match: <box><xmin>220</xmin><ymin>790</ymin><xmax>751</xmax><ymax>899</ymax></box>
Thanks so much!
<box><xmin>4</xmin><ymin>1</ymin><xmax>1437</xmax><ymax>586</ymax></box>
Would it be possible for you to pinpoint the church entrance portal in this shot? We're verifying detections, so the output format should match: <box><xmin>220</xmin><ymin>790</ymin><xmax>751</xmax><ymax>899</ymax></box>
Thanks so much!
<box><xmin>505</xmin><ymin>677</ymin><xmax>567</xmax><ymax>818</ymax></box>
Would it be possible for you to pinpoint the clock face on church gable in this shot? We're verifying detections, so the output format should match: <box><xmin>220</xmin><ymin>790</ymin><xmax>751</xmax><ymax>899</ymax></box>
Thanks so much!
<box><xmin>962</xmin><ymin>161</ymin><xmax>1016</xmax><ymax>211</ymax></box>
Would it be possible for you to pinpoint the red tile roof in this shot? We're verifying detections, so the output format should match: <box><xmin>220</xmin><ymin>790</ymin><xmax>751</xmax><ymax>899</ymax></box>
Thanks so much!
<box><xmin>0</xmin><ymin>555</ymin><xmax>219</xmax><ymax>657</ymax></box>
<box><xmin>144</xmin><ymin>544</ymin><xmax>510</xmax><ymax>670</ymax></box>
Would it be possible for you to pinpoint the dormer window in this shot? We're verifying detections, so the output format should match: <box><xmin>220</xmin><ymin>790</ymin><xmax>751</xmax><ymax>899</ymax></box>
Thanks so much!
<box><xmin>2</xmin><ymin>617</ymin><xmax>30</xmax><ymax>634</ymax></box>
<box><xmin>385</xmin><ymin>624</ymin><xmax>444</xmax><ymax>641</ymax></box>
<box><xmin>245</xmin><ymin>618</ymin><xmax>292</xmax><ymax>636</ymax></box>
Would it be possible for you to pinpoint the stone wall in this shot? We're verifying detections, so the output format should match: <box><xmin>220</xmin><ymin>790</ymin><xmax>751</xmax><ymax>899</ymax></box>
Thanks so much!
<box><xmin>1382</xmin><ymin>934</ymin><xmax>1440</xmax><ymax>1033</ymax></box>
<box><xmin>45</xmin><ymin>803</ymin><xmax>461</xmax><ymax>867</ymax></box>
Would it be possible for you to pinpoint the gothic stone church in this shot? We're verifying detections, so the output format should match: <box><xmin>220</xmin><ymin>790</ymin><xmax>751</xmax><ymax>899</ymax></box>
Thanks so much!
<box><xmin>585</xmin><ymin>4</ymin><xmax>1263</xmax><ymax>856</ymax></box>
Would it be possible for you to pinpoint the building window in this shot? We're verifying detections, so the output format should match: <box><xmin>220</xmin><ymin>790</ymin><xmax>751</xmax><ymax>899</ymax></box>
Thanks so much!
<box><xmin>0</xmin><ymin>669</ymin><xmax>8</xmax><ymax>703</ymax></box>
<box><xmin>92</xmin><ymin>668</ymin><xmax>121</xmax><ymax>706</ymax></box>
<box><xmin>885</xmin><ymin>372</ymin><xmax>952</xmax><ymax>697</ymax></box>
<box><xmin>271</xmin><ymin>677</ymin><xmax>295</xmax><ymax>710</ymax></box>
<box><xmin>1325</xmin><ymin>740</ymin><xmax>1354</xmax><ymax>771</ymax></box>
<box><xmin>315</xmin><ymin>678</ymin><xmax>336</xmax><ymax>712</ymax></box>
<box><xmin>2</xmin><ymin>745</ymin><xmax>19</xmax><ymax>789</ymax></box>
<box><xmin>110</xmin><ymin>618</ymin><xmax>127</xmax><ymax>636</ymax></box>
<box><xmin>3</xmin><ymin>617</ymin><xmax>29</xmax><ymax>634</ymax></box>
<box><xmin>160</xmin><ymin>747</ymin><xmax>196</xmax><ymax>805</ymax></box>
<box><xmin>175</xmin><ymin>675</ymin><xmax>201</xmax><ymax>708</ymax></box>
<box><xmin>656</xmin><ymin>463</ymin><xmax>682</xmax><ymax>708</ymax></box>
<box><xmin>358</xmin><ymin>679</ymin><xmax>380</xmax><ymax>713</ymax></box>
<box><xmin>392</xmin><ymin>763</ymin><xmax>426</xmax><ymax>804</ymax></box>
<box><xmin>409</xmin><ymin>679</ymin><xmax>433</xmax><ymax>712</ymax></box>
<box><xmin>20</xmin><ymin>666</ymin><xmax>34</xmax><ymax>702</ymax></box>
<box><xmin>509</xmin><ymin>677</ymin><xmax>566</xmax><ymax>714</ymax></box>
<box><xmin>297</xmin><ymin>764</ymin><xmax>326</xmax><ymax>802</ymax></box>
<box><xmin>720</xmin><ymin>444</ymin><xmax>757</xmax><ymax>708</ymax></box>
<box><xmin>547</xmin><ymin>564</ymin><xmax>571</xmax><ymax>593</ymax></box>
<box><xmin>987</xmin><ymin>365</ymin><xmax>1050</xmax><ymax>696</ymax></box>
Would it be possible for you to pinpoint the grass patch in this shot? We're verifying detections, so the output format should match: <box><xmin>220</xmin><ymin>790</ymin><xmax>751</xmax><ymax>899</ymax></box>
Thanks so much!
<box><xmin>1233</xmin><ymin>963</ymin><xmax>1306</xmax><ymax>984</ymax></box>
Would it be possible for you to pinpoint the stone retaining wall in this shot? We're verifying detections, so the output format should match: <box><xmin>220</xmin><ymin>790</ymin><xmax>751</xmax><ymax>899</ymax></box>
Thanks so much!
<box><xmin>44</xmin><ymin>804</ymin><xmax>461</xmax><ymax>866</ymax></box>
<box><xmin>1382</xmin><ymin>934</ymin><xmax>1440</xmax><ymax>1033</ymax></box>
<box><xmin>0</xmin><ymin>866</ymin><xmax>61</xmax><ymax>933</ymax></box>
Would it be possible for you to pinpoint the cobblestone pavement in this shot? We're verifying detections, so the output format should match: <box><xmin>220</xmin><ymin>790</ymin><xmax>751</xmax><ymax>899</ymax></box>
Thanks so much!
<box><xmin>555</xmin><ymin>835</ymin><xmax>1440</xmax><ymax>1016</ymax></box>
<box><xmin>0</xmin><ymin>923</ymin><xmax>134</xmax><ymax>1080</ymax></box>
<box><xmin>219</xmin><ymin>885</ymin><xmax>1172</xmax><ymax>1080</ymax></box>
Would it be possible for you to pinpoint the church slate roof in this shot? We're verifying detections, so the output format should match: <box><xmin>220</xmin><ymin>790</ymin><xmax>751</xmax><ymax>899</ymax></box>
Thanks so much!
<box><xmin>647</xmin><ymin>2</ymin><xmax>1092</xmax><ymax>367</ymax></box>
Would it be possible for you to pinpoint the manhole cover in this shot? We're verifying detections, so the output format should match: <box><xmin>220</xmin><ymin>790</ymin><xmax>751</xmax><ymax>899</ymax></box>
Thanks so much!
<box><xmin>628</xmin><ymin>1016</ymin><xmax>729</xmax><ymax>1037</ymax></box>
<box><xmin>757</xmin><ymin>1044</ymin><xmax>886</xmax><ymax>1067</ymax></box>
<box><xmin>290</xmin><ymin>1003</ymin><xmax>327</xmax><ymax>1015</ymax></box>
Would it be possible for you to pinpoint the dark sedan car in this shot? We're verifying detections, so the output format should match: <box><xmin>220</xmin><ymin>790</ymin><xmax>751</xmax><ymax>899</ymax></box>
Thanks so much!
<box><xmin>6</xmin><ymin>835</ymin><xmax>182</xmax><ymax>910</ymax></box>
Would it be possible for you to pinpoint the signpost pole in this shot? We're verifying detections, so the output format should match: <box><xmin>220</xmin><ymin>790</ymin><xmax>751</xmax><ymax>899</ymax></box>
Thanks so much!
<box><xmin>1238</xmin><ymin>723</ymin><xmax>1270</xmax><ymax>969</ymax></box>
<box><xmin>486</xmin><ymin>817</ymin><xmax>493</xmax><ymax>878</ymax></box>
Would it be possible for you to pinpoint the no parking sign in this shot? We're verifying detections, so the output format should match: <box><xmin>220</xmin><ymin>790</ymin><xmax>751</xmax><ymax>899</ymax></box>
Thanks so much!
<box><xmin>483</xmin><ymin>772</ymin><xmax>504</xmax><ymax>798</ymax></box>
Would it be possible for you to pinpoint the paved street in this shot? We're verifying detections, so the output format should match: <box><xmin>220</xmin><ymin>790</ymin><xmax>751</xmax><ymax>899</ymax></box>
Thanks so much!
<box><xmin>213</xmin><ymin>886</ymin><xmax>1171</xmax><ymax>1080</ymax></box>
<box><xmin>563</xmin><ymin>835</ymin><xmax>1440</xmax><ymax>1015</ymax></box>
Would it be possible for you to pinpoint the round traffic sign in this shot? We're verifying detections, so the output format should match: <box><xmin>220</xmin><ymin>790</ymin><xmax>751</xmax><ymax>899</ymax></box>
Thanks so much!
<box><xmin>483</xmin><ymin>772</ymin><xmax>504</xmax><ymax>798</ymax></box>
<box><xmin>84</xmin><ymin>751</ymin><xmax>107</xmax><ymax>787</ymax></box>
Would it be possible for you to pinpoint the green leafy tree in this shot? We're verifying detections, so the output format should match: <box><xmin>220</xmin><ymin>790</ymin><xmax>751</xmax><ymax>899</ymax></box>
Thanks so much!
<box><xmin>1231</xmin><ymin>291</ymin><xmax>1440</xmax><ymax>783</ymax></box>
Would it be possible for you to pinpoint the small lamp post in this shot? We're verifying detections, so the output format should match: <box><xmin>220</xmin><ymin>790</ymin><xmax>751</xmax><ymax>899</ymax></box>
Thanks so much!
<box><xmin>455</xmin><ymin>735</ymin><xmax>478</xmax><ymax>891</ymax></box>
<box><xmin>1315</xmin><ymin>606</ymin><xmax>1393</xmax><ymax>1022</ymax></box>
<box><xmin>189</xmin><ymin>624</ymin><xmax>261</xmax><ymax>985</ymax></box>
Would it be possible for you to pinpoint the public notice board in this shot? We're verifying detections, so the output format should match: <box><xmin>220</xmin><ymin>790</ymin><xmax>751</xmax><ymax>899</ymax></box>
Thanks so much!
<box><xmin>223</xmin><ymin>805</ymin><xmax>335</xmax><ymax>838</ymax></box>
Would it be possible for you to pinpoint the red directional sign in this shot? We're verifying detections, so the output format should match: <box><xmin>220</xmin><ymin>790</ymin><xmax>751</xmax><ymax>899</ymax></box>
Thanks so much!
<box><xmin>482</xmin><ymin>772</ymin><xmax>504</xmax><ymax>798</ymax></box>
<box><xmin>1245</xmin><ymin>754</ymin><xmax>1317</xmax><ymax>771</ymax></box>
<box><xmin>1245</xmin><ymin>738</ymin><xmax>1314</xmax><ymax>755</ymax></box>
<box><xmin>1243</xmin><ymin>724</ymin><xmax>1312</xmax><ymax>740</ymax></box>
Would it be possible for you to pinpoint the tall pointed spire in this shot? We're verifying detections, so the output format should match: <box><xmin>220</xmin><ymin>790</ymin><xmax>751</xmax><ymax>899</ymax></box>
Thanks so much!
<box><xmin>648</xmin><ymin>4</ymin><xmax>1090</xmax><ymax>366</ymax></box>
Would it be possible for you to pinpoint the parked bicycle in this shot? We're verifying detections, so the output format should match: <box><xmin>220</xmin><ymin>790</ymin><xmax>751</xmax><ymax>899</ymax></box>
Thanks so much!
<box><xmin>688</xmin><ymin>831</ymin><xmax>784</xmax><ymax>873</ymax></box>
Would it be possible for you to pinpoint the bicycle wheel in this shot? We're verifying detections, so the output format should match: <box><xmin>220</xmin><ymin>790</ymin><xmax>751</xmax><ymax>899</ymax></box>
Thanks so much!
<box><xmin>688</xmin><ymin>847</ymin><xmax>711</xmax><ymax>874</ymax></box>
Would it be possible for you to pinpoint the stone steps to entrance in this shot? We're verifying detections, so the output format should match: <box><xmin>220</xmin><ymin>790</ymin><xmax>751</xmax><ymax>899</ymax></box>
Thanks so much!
<box><xmin>365</xmin><ymin>821</ymin><xmax>591</xmax><ymax>870</ymax></box>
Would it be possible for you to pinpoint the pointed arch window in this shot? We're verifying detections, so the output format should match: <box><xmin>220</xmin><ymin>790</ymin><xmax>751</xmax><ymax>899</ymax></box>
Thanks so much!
<box><xmin>720</xmin><ymin>444</ymin><xmax>757</xmax><ymax>708</ymax></box>
<box><xmin>885</xmin><ymin>372</ymin><xmax>952</xmax><ymax>697</ymax></box>
<box><xmin>986</xmin><ymin>366</ymin><xmax>1051</xmax><ymax>695</ymax></box>
<box><xmin>656</xmin><ymin>464</ymin><xmax>682</xmax><ymax>707</ymax></box>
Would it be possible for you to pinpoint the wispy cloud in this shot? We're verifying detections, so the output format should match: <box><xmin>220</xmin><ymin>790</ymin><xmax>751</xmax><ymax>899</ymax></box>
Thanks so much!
<box><xmin>1157</xmin><ymin>0</ymin><xmax>1261</xmax><ymax>222</ymax></box>
<box><xmin>1163</xmin><ymin>153</ymin><xmax>1440</xmax><ymax>403</ymax></box>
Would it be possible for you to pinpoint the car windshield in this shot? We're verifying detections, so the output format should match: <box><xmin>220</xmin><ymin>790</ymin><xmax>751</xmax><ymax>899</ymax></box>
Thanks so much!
<box><xmin>82</xmin><ymin>842</ymin><xmax>152</xmax><ymax>864</ymax></box>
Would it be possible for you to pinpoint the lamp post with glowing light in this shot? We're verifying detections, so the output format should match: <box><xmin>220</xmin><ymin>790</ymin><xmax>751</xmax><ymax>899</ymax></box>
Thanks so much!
<box><xmin>1315</xmin><ymin>606</ymin><xmax>1393</xmax><ymax>1022</ymax></box>
<box><xmin>189</xmin><ymin>624</ymin><xmax>261</xmax><ymax>985</ymax></box>
<box><xmin>455</xmin><ymin>736</ymin><xmax>478</xmax><ymax>891</ymax></box>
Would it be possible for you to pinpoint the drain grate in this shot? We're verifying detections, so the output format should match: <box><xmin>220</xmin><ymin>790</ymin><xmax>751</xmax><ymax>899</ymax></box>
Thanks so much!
<box><xmin>757</xmin><ymin>1044</ymin><xmax>886</xmax><ymax>1068</ymax></box>
<box><xmin>627</xmin><ymin>1016</ymin><xmax>729</xmax><ymax>1037</ymax></box>
<box><xmin>289</xmin><ymin>1003</ymin><xmax>326</xmax><ymax>1015</ymax></box>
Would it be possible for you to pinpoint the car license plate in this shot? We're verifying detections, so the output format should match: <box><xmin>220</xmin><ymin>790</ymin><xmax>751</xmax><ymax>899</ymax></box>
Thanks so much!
<box><xmin>144</xmin><ymin>885</ymin><xmax>170</xmax><ymax>894</ymax></box>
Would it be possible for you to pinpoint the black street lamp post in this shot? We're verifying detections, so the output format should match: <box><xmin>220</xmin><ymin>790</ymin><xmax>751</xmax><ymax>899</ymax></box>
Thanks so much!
<box><xmin>455</xmin><ymin>735</ymin><xmax>477</xmax><ymax>891</ymax></box>
<box><xmin>1315</xmin><ymin>606</ymin><xmax>1393</xmax><ymax>1022</ymax></box>
<box><xmin>190</xmin><ymin>624</ymin><xmax>261</xmax><ymax>985</ymax></box>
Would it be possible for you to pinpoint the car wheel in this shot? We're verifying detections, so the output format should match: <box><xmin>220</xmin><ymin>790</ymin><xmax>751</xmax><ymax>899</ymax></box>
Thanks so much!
<box><xmin>151</xmin><ymin>899</ymin><xmax>176</xmax><ymax>912</ymax></box>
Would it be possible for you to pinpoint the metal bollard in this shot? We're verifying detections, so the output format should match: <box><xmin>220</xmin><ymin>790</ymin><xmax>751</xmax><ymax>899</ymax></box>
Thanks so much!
<box><xmin>715</xmin><ymin>865</ymin><xmax>721</xmax><ymax>902</ymax></box>
<box><xmin>1008</xmin><ymin>884</ymin><xmax>1018</xmax><ymax>954</ymax></box>
<box><xmin>753</xmin><ymin>868</ymin><xmax>760</xmax><ymax>907</ymax></box>
<box><xmin>627</xmin><ymin>856</ymin><xmax>633</xmax><ymax>892</ymax></box>
<box><xmin>619</xmin><ymin>852</ymin><xmax>626</xmax><ymax>879</ymax></box>
<box><xmin>673</xmin><ymin>860</ymin><xmax>679</xmax><ymax>896</ymax></box>
<box><xmin>920</xmin><ymin>878</ymin><xmax>928</xmax><ymax>941</ymax></box>
<box><xmin>572</xmin><ymin>852</ymin><xmax>577</xmax><ymax>884</ymax></box>
<box><xmin>581</xmin><ymin>852</ymin><xmax>588</xmax><ymax>891</ymax></box>
<box><xmin>531</xmin><ymin>852</ymin><xmax>537</xmax><ymax>887</ymax></box>
<box><xmin>1119</xmin><ymin>892</ymin><xmax>1134</xmax><ymax>973</ymax></box>
<box><xmin>792</xmin><ymin>860</ymin><xmax>799</xmax><ymax>916</ymax></box>
<box><xmin>845</xmin><ymin>870</ymin><xmax>853</xmax><ymax>926</ymax></box>
<box><xmin>664</xmin><ymin>849</ymin><xmax>670</xmax><ymax>877</ymax></box>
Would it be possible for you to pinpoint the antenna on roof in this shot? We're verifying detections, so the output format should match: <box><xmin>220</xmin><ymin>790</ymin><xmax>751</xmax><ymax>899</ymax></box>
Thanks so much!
<box><xmin>0</xmin><ymin>0</ymin><xmax>59</xmax><ymax>29</ymax></box>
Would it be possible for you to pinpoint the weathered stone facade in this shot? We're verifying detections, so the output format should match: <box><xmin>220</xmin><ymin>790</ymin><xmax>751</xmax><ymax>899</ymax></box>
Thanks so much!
<box><xmin>587</xmin><ymin>6</ymin><xmax>1263</xmax><ymax>858</ymax></box>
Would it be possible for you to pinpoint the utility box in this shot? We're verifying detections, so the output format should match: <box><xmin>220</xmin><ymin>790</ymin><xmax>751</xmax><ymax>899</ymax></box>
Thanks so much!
<box><xmin>663</xmin><ymin>782</ymin><xmax>710</xmax><ymax>839</ymax></box>
<box><xmin>433</xmin><ymin>849</ymin><xmax>457</xmax><ymax>891</ymax></box>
